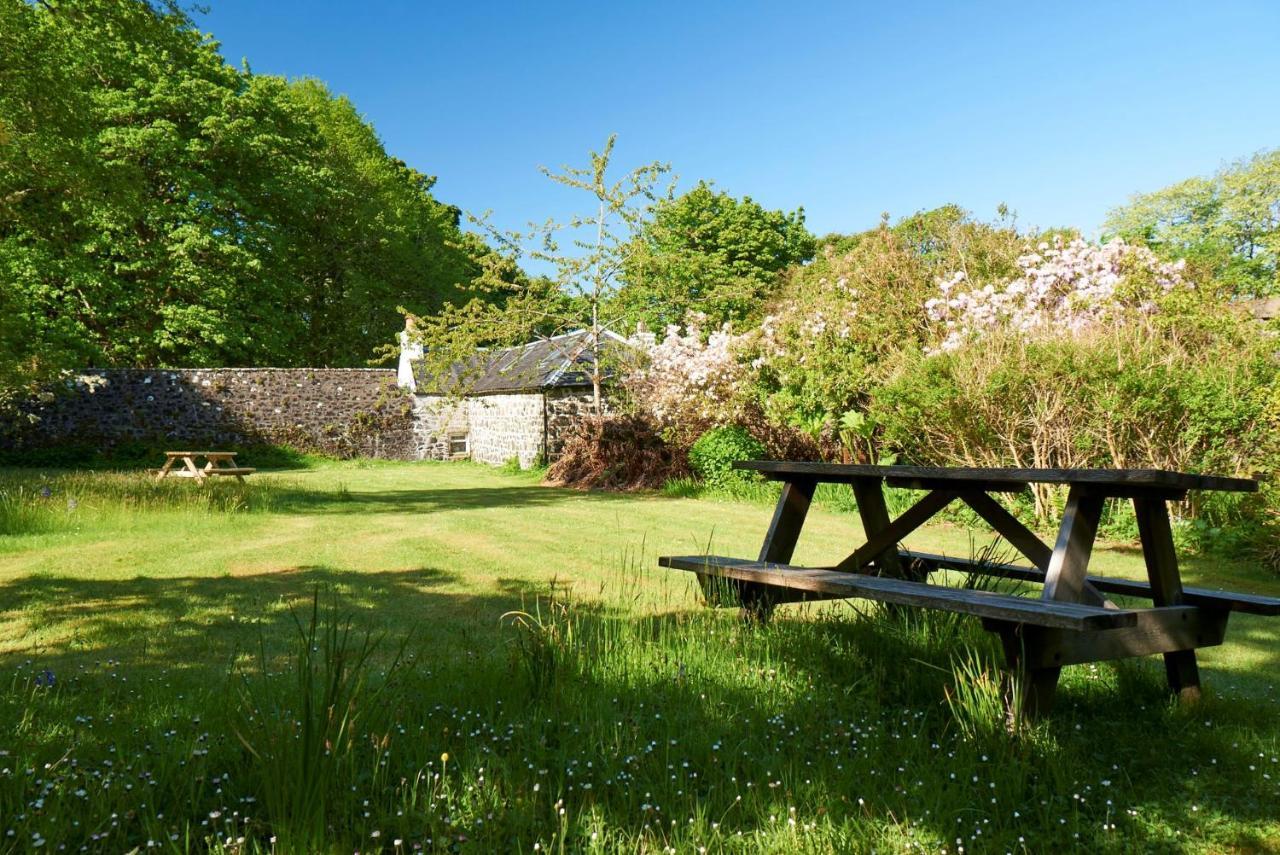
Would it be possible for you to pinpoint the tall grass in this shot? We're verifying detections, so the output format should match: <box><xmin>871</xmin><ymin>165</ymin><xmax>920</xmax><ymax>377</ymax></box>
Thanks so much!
<box><xmin>0</xmin><ymin>573</ymin><xmax>1274</xmax><ymax>851</ymax></box>
<box><xmin>233</xmin><ymin>591</ymin><xmax>410</xmax><ymax>853</ymax></box>
<box><xmin>0</xmin><ymin>470</ymin><xmax>329</xmax><ymax>537</ymax></box>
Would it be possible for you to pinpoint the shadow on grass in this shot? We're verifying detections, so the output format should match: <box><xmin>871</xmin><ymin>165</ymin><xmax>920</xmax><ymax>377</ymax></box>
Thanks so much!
<box><xmin>0</xmin><ymin>565</ymin><xmax>1277</xmax><ymax>849</ymax></box>
<box><xmin>0</xmin><ymin>565</ymin><xmax>535</xmax><ymax>681</ymax></box>
<box><xmin>273</xmin><ymin>484</ymin><xmax>635</xmax><ymax>515</ymax></box>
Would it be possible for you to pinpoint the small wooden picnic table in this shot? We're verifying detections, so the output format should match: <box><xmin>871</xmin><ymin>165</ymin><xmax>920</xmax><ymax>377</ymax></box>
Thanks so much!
<box><xmin>661</xmin><ymin>462</ymin><xmax>1280</xmax><ymax>717</ymax></box>
<box><xmin>152</xmin><ymin>451</ymin><xmax>255</xmax><ymax>484</ymax></box>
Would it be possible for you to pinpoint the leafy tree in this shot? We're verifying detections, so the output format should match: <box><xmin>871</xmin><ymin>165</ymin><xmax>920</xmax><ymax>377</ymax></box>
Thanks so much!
<box><xmin>279</xmin><ymin>79</ymin><xmax>481</xmax><ymax>365</ymax></box>
<box><xmin>615</xmin><ymin>181</ymin><xmax>815</xmax><ymax>331</ymax></box>
<box><xmin>411</xmin><ymin>135</ymin><xmax>670</xmax><ymax>414</ymax></box>
<box><xmin>0</xmin><ymin>0</ymin><xmax>479</xmax><ymax>391</ymax></box>
<box><xmin>1105</xmin><ymin>149</ymin><xmax>1280</xmax><ymax>297</ymax></box>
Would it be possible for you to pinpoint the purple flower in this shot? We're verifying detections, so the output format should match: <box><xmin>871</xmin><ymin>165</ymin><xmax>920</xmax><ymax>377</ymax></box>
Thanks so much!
<box><xmin>35</xmin><ymin>668</ymin><xmax>55</xmax><ymax>688</ymax></box>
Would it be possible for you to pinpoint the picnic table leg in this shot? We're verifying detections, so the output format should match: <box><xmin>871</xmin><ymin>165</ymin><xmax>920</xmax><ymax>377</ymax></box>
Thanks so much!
<box><xmin>1005</xmin><ymin>485</ymin><xmax>1104</xmax><ymax>719</ymax></box>
<box><xmin>153</xmin><ymin>456</ymin><xmax>176</xmax><ymax>483</ymax></box>
<box><xmin>850</xmin><ymin>477</ymin><xmax>917</xmax><ymax>580</ymax></box>
<box><xmin>1133</xmin><ymin>497</ymin><xmax>1202</xmax><ymax>702</ymax></box>
<box><xmin>182</xmin><ymin>456</ymin><xmax>207</xmax><ymax>485</ymax></box>
<box><xmin>728</xmin><ymin>476</ymin><xmax>817</xmax><ymax>623</ymax></box>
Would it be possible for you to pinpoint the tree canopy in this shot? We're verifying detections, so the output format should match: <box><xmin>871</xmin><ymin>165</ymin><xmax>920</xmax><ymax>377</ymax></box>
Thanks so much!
<box><xmin>615</xmin><ymin>181</ymin><xmax>815</xmax><ymax>331</ymax></box>
<box><xmin>1105</xmin><ymin>149</ymin><xmax>1280</xmax><ymax>297</ymax></box>
<box><xmin>0</xmin><ymin>0</ymin><xmax>479</xmax><ymax>394</ymax></box>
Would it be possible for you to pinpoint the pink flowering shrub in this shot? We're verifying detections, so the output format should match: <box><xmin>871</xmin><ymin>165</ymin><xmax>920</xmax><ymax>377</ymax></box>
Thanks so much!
<box><xmin>623</xmin><ymin>317</ymin><xmax>751</xmax><ymax>445</ymax></box>
<box><xmin>924</xmin><ymin>237</ymin><xmax>1187</xmax><ymax>352</ymax></box>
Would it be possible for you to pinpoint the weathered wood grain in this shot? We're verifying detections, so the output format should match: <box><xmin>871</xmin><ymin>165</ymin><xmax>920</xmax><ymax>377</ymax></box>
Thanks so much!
<box><xmin>658</xmin><ymin>555</ymin><xmax>1138</xmax><ymax>631</ymax></box>
<box><xmin>736</xmin><ymin>461</ymin><xmax>1257</xmax><ymax>494</ymax></box>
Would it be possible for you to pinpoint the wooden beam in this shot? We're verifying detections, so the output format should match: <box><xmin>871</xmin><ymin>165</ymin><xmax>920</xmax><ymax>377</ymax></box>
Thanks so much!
<box><xmin>713</xmin><ymin>476</ymin><xmax>817</xmax><ymax>621</ymax></box>
<box><xmin>836</xmin><ymin>488</ymin><xmax>956</xmax><ymax>573</ymax></box>
<box><xmin>960</xmin><ymin>491</ymin><xmax>1113</xmax><ymax>608</ymax></box>
<box><xmin>959</xmin><ymin>491</ymin><xmax>1052</xmax><ymax>569</ymax></box>
<box><xmin>1134</xmin><ymin>496</ymin><xmax>1202</xmax><ymax>700</ymax></box>
<box><xmin>659</xmin><ymin>556</ymin><xmax>1139</xmax><ymax>631</ymax></box>
<box><xmin>985</xmin><ymin>606</ymin><xmax>1227</xmax><ymax>669</ymax></box>
<box><xmin>759</xmin><ymin>477</ymin><xmax>817</xmax><ymax>563</ymax></box>
<box><xmin>899</xmin><ymin>549</ymin><xmax>1280</xmax><ymax>615</ymax></box>
<box><xmin>1042</xmin><ymin>487</ymin><xmax>1104</xmax><ymax>604</ymax></box>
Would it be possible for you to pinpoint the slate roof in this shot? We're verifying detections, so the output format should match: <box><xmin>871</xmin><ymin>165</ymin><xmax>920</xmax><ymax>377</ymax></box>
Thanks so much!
<box><xmin>412</xmin><ymin>329</ymin><xmax>634</xmax><ymax>395</ymax></box>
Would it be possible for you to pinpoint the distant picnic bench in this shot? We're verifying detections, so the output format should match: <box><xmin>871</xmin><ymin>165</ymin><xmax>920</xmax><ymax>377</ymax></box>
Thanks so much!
<box><xmin>152</xmin><ymin>451</ymin><xmax>255</xmax><ymax>484</ymax></box>
<box><xmin>661</xmin><ymin>462</ymin><xmax>1280</xmax><ymax>717</ymax></box>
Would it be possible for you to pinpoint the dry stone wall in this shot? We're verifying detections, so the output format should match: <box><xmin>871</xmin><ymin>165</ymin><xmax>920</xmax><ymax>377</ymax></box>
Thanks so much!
<box><xmin>6</xmin><ymin>368</ymin><xmax>416</xmax><ymax>459</ymax></box>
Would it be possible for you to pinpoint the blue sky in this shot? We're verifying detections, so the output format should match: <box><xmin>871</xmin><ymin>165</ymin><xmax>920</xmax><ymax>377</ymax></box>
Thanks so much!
<box><xmin>201</xmin><ymin>1</ymin><xmax>1280</xmax><ymax>240</ymax></box>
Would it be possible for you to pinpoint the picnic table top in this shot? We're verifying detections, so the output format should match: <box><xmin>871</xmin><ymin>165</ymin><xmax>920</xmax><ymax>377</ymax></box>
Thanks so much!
<box><xmin>734</xmin><ymin>461</ymin><xmax>1259</xmax><ymax>493</ymax></box>
<box><xmin>163</xmin><ymin>450</ymin><xmax>238</xmax><ymax>457</ymax></box>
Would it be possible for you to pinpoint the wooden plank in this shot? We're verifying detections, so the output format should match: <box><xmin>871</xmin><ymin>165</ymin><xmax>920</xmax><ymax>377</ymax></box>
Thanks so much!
<box><xmin>759</xmin><ymin>478</ymin><xmax>816</xmax><ymax>563</ymax></box>
<box><xmin>180</xmin><ymin>455</ymin><xmax>207</xmax><ymax>484</ymax></box>
<box><xmin>835</xmin><ymin>489</ymin><xmax>955</xmax><ymax>573</ymax></box>
<box><xmin>960</xmin><ymin>491</ymin><xmax>1112</xmax><ymax>607</ymax></box>
<box><xmin>900</xmin><ymin>550</ymin><xmax>1280</xmax><ymax>615</ymax></box>
<box><xmin>1042</xmin><ymin>486</ymin><xmax>1104</xmax><ymax>603</ymax></box>
<box><xmin>985</xmin><ymin>607</ymin><xmax>1227</xmax><ymax>669</ymax></box>
<box><xmin>1134</xmin><ymin>497</ymin><xmax>1202</xmax><ymax>699</ymax></box>
<box><xmin>734</xmin><ymin>461</ymin><xmax>1258</xmax><ymax>494</ymax></box>
<box><xmin>658</xmin><ymin>556</ymin><xmax>1139</xmax><ymax>631</ymax></box>
<box><xmin>728</xmin><ymin>476</ymin><xmax>818</xmax><ymax>620</ymax></box>
<box><xmin>959</xmin><ymin>491</ymin><xmax>1052</xmax><ymax>569</ymax></box>
<box><xmin>849</xmin><ymin>478</ymin><xmax>903</xmax><ymax>577</ymax></box>
<box><xmin>153</xmin><ymin>456</ymin><xmax>177</xmax><ymax>483</ymax></box>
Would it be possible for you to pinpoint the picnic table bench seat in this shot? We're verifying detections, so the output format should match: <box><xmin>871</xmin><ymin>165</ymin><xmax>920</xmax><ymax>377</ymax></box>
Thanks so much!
<box><xmin>660</xmin><ymin>555</ymin><xmax>1164</xmax><ymax>631</ymax></box>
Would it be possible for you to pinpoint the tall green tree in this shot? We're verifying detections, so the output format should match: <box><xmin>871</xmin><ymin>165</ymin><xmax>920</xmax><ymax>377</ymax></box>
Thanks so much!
<box><xmin>1105</xmin><ymin>149</ymin><xmax>1280</xmax><ymax>297</ymax></box>
<box><xmin>0</xmin><ymin>0</ymin><xmax>479</xmax><ymax>388</ymax></box>
<box><xmin>615</xmin><ymin>181</ymin><xmax>815</xmax><ymax>331</ymax></box>
<box><xmin>279</xmin><ymin>80</ymin><xmax>481</xmax><ymax>365</ymax></box>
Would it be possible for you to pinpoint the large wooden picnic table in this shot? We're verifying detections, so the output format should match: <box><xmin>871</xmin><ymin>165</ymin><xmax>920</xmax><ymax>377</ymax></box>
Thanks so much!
<box><xmin>660</xmin><ymin>462</ymin><xmax>1280</xmax><ymax>717</ymax></box>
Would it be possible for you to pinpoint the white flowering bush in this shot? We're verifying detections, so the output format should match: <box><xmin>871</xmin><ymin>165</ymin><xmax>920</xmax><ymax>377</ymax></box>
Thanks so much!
<box><xmin>624</xmin><ymin>317</ymin><xmax>750</xmax><ymax>444</ymax></box>
<box><xmin>924</xmin><ymin>238</ymin><xmax>1187</xmax><ymax>352</ymax></box>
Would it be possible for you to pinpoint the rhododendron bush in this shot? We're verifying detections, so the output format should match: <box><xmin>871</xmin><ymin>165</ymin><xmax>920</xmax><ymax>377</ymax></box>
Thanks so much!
<box><xmin>623</xmin><ymin>318</ymin><xmax>750</xmax><ymax>445</ymax></box>
<box><xmin>924</xmin><ymin>237</ymin><xmax>1189</xmax><ymax>352</ymax></box>
<box><xmin>741</xmin><ymin>208</ymin><xmax>1023</xmax><ymax>445</ymax></box>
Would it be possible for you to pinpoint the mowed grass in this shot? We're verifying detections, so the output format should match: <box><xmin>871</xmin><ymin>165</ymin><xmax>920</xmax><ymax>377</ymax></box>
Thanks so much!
<box><xmin>0</xmin><ymin>461</ymin><xmax>1277</xmax><ymax>853</ymax></box>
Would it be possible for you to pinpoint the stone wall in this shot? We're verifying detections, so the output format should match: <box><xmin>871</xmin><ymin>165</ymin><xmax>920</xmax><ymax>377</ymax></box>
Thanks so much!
<box><xmin>6</xmin><ymin>368</ymin><xmax>416</xmax><ymax>459</ymax></box>
<box><xmin>467</xmin><ymin>393</ymin><xmax>546</xmax><ymax>467</ymax></box>
<box><xmin>411</xmin><ymin>386</ymin><xmax>605</xmax><ymax>469</ymax></box>
<box><xmin>412</xmin><ymin>392</ymin><xmax>546</xmax><ymax>468</ymax></box>
<box><xmin>544</xmin><ymin>387</ymin><xmax>600</xmax><ymax>459</ymax></box>
<box><xmin>410</xmin><ymin>395</ymin><xmax>471</xmax><ymax>461</ymax></box>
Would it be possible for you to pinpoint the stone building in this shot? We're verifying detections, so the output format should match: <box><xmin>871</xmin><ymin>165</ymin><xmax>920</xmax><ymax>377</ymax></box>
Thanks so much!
<box><xmin>398</xmin><ymin>328</ymin><xmax>641</xmax><ymax>468</ymax></box>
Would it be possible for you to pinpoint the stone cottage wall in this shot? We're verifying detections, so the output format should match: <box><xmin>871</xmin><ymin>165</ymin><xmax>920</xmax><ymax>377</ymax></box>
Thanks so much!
<box><xmin>544</xmin><ymin>387</ymin><xmax>600</xmax><ymax>459</ymax></box>
<box><xmin>466</xmin><ymin>393</ymin><xmax>546</xmax><ymax>467</ymax></box>
<box><xmin>410</xmin><ymin>388</ymin><xmax>599</xmax><ymax>468</ymax></box>
<box><xmin>410</xmin><ymin>395</ymin><xmax>471</xmax><ymax>460</ymax></box>
<box><xmin>6</xmin><ymin>368</ymin><xmax>416</xmax><ymax>459</ymax></box>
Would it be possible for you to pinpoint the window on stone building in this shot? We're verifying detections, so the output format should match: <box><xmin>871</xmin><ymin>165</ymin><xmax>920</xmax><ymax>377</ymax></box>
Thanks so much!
<box><xmin>449</xmin><ymin>433</ymin><xmax>469</xmax><ymax>456</ymax></box>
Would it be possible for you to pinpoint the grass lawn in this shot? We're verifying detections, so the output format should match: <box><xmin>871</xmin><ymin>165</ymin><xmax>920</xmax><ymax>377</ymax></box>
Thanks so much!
<box><xmin>0</xmin><ymin>460</ymin><xmax>1277</xmax><ymax>852</ymax></box>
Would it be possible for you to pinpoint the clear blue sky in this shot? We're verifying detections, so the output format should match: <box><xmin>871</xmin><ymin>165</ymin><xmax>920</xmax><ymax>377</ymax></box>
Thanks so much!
<box><xmin>201</xmin><ymin>0</ymin><xmax>1280</xmax><ymax>240</ymax></box>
